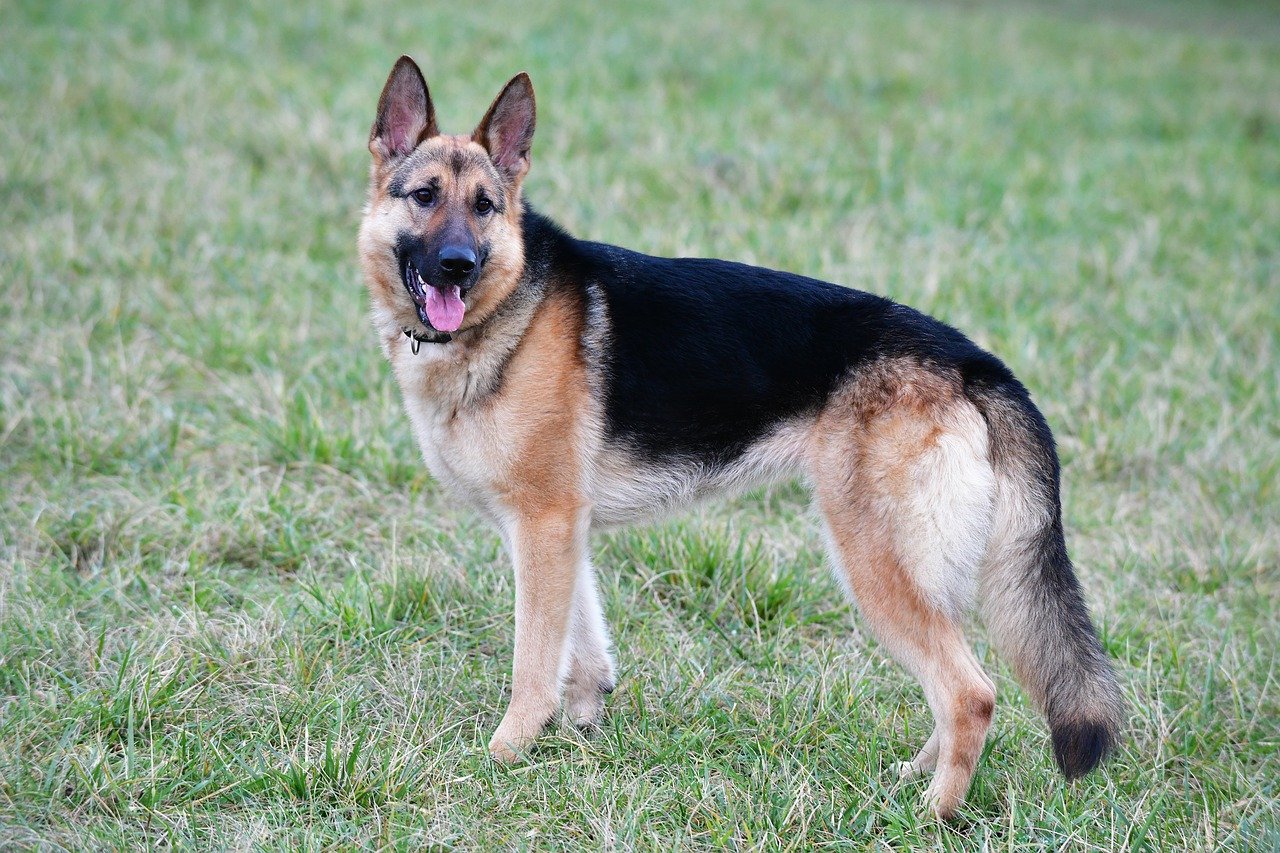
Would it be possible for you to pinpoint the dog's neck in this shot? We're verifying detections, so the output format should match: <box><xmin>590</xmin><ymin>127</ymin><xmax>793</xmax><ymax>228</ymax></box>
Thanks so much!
<box><xmin>386</xmin><ymin>274</ymin><xmax>547</xmax><ymax>413</ymax></box>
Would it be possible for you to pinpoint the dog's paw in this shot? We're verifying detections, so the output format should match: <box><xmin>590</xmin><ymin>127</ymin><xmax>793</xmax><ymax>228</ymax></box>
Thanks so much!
<box><xmin>488</xmin><ymin>704</ymin><xmax>552</xmax><ymax>762</ymax></box>
<box><xmin>565</xmin><ymin>679</ymin><xmax>613</xmax><ymax>729</ymax></box>
<box><xmin>894</xmin><ymin>733</ymin><xmax>939</xmax><ymax>781</ymax></box>
<box><xmin>893</xmin><ymin>759</ymin><xmax>927</xmax><ymax>780</ymax></box>
<box><xmin>488</xmin><ymin>735</ymin><xmax>522</xmax><ymax>764</ymax></box>
<box><xmin>488</xmin><ymin>727</ymin><xmax>531</xmax><ymax>763</ymax></box>
<box><xmin>922</xmin><ymin>772</ymin><xmax>965</xmax><ymax>821</ymax></box>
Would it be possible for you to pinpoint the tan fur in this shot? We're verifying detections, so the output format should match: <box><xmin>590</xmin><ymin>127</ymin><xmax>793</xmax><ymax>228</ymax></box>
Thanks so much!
<box><xmin>809</xmin><ymin>362</ymin><xmax>997</xmax><ymax>818</ymax></box>
<box><xmin>487</xmin><ymin>290</ymin><xmax>587</xmax><ymax>514</ymax></box>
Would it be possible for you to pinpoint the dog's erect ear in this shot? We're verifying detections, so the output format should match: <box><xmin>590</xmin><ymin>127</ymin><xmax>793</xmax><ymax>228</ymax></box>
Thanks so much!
<box><xmin>472</xmin><ymin>73</ymin><xmax>536</xmax><ymax>185</ymax></box>
<box><xmin>370</xmin><ymin>56</ymin><xmax>438</xmax><ymax>164</ymax></box>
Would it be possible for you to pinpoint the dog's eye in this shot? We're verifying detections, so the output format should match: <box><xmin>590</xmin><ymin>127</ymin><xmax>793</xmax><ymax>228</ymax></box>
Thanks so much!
<box><xmin>410</xmin><ymin>188</ymin><xmax>435</xmax><ymax>207</ymax></box>
<box><xmin>475</xmin><ymin>197</ymin><xmax>493</xmax><ymax>215</ymax></box>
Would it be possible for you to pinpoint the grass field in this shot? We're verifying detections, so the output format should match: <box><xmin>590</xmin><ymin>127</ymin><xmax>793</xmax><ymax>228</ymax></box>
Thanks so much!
<box><xmin>3</xmin><ymin>0</ymin><xmax>1279</xmax><ymax>848</ymax></box>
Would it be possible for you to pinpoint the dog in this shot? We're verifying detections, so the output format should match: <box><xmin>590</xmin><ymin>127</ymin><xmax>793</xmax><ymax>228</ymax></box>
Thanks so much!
<box><xmin>356</xmin><ymin>56</ymin><xmax>1123</xmax><ymax>818</ymax></box>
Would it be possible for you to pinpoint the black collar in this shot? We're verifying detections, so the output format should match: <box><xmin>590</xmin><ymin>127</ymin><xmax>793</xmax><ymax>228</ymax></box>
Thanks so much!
<box><xmin>402</xmin><ymin>326</ymin><xmax>452</xmax><ymax>353</ymax></box>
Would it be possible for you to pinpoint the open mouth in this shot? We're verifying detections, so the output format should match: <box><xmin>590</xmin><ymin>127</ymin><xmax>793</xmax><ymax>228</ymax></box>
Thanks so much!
<box><xmin>402</xmin><ymin>260</ymin><xmax>466</xmax><ymax>333</ymax></box>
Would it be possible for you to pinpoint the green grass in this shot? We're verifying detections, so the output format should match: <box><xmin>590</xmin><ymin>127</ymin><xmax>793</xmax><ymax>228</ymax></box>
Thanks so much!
<box><xmin>2</xmin><ymin>0</ymin><xmax>1278</xmax><ymax>848</ymax></box>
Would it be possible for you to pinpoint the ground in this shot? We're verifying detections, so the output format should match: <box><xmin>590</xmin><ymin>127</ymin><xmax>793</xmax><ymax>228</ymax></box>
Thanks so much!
<box><xmin>1</xmin><ymin>0</ymin><xmax>1278</xmax><ymax>848</ymax></box>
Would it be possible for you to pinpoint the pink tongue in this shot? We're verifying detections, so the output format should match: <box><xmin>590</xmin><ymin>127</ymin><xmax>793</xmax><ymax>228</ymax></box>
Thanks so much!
<box><xmin>425</xmin><ymin>284</ymin><xmax>465</xmax><ymax>332</ymax></box>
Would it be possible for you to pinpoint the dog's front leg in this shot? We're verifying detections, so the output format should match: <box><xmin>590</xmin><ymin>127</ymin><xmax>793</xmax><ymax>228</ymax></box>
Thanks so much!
<box><xmin>488</xmin><ymin>508</ymin><xmax>586</xmax><ymax>762</ymax></box>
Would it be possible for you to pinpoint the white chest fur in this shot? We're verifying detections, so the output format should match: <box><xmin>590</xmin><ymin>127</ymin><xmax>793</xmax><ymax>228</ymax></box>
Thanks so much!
<box><xmin>388</xmin><ymin>334</ymin><xmax>512</xmax><ymax>519</ymax></box>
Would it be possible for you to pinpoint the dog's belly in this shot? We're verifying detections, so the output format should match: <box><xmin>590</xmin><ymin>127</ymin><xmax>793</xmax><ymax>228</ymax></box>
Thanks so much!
<box><xmin>589</xmin><ymin>418</ymin><xmax>813</xmax><ymax>526</ymax></box>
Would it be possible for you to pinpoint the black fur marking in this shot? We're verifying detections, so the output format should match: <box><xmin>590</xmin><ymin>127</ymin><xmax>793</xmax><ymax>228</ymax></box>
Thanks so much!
<box><xmin>519</xmin><ymin>207</ymin><xmax>999</xmax><ymax>468</ymax></box>
<box><xmin>394</xmin><ymin>231</ymin><xmax>430</xmax><ymax>273</ymax></box>
<box><xmin>1052</xmin><ymin>719</ymin><xmax>1116</xmax><ymax>780</ymax></box>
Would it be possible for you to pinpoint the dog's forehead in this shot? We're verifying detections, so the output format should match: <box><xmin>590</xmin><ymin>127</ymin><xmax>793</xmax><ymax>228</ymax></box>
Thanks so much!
<box><xmin>391</xmin><ymin>136</ymin><xmax>499</xmax><ymax>192</ymax></box>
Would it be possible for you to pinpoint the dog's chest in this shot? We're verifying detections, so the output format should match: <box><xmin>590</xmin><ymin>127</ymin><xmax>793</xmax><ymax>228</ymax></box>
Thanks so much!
<box><xmin>392</xmin><ymin>345</ymin><xmax>511</xmax><ymax>517</ymax></box>
<box><xmin>411</xmin><ymin>408</ymin><xmax>499</xmax><ymax>511</ymax></box>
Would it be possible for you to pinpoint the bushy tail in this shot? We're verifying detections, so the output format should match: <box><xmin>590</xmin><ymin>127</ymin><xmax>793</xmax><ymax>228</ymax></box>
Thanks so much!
<box><xmin>968</xmin><ymin>375</ymin><xmax>1124</xmax><ymax>779</ymax></box>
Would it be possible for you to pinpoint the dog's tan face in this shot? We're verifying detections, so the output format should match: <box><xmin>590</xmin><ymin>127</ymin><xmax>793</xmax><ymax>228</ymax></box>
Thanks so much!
<box><xmin>358</xmin><ymin>57</ymin><xmax>535</xmax><ymax>336</ymax></box>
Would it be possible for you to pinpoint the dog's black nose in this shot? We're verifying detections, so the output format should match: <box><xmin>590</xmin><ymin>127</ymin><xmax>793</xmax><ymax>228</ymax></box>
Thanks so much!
<box><xmin>439</xmin><ymin>245</ymin><xmax>477</xmax><ymax>277</ymax></box>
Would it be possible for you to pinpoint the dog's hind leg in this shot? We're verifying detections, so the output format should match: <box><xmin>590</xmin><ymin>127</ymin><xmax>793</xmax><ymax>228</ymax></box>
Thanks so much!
<box><xmin>811</xmin><ymin>373</ymin><xmax>997</xmax><ymax>818</ymax></box>
<box><xmin>563</xmin><ymin>559</ymin><xmax>616</xmax><ymax>728</ymax></box>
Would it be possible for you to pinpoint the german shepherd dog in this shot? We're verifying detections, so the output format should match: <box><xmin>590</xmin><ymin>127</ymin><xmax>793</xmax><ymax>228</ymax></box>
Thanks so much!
<box><xmin>357</xmin><ymin>56</ymin><xmax>1122</xmax><ymax>818</ymax></box>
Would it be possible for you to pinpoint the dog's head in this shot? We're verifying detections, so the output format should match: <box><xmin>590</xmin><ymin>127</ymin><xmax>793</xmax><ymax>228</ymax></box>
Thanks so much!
<box><xmin>358</xmin><ymin>57</ymin><xmax>535</xmax><ymax>339</ymax></box>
